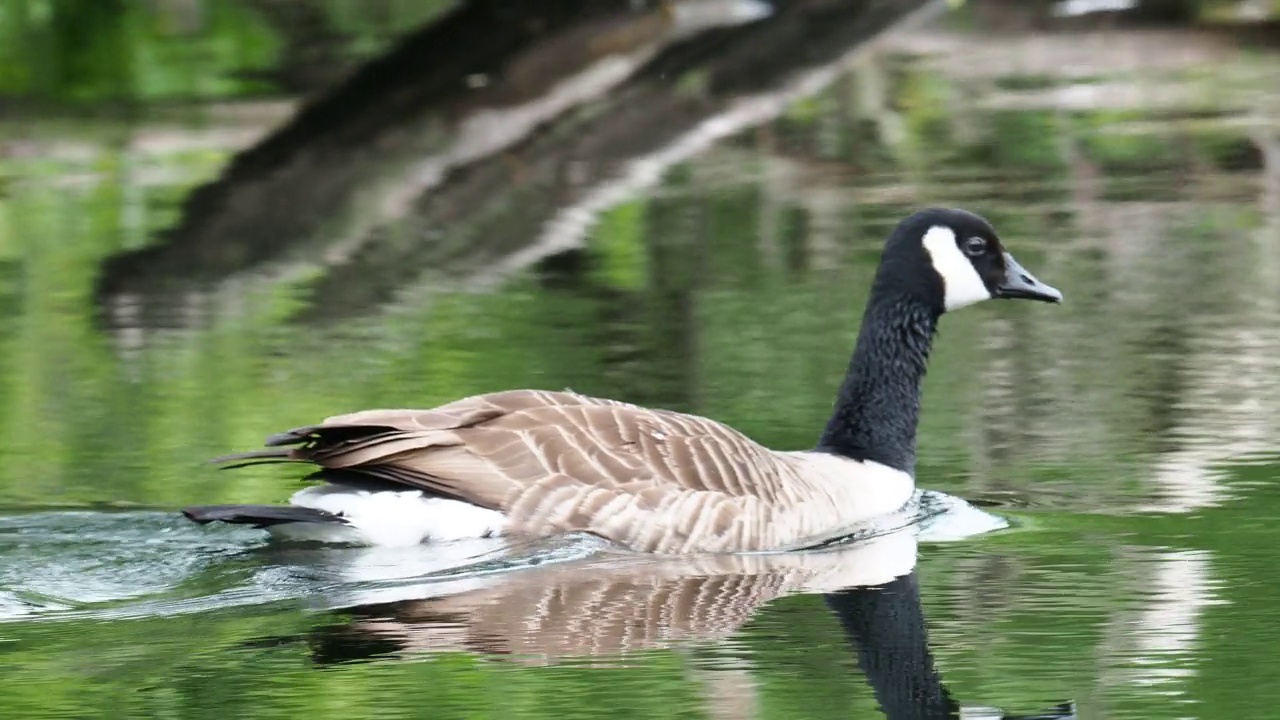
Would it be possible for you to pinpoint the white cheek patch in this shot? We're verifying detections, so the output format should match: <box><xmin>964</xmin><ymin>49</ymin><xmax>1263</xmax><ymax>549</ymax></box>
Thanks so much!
<box><xmin>921</xmin><ymin>225</ymin><xmax>991</xmax><ymax>311</ymax></box>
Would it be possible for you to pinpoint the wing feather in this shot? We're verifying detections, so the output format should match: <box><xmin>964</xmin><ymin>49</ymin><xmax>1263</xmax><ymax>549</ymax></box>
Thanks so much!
<box><xmin>213</xmin><ymin>389</ymin><xmax>873</xmax><ymax>552</ymax></box>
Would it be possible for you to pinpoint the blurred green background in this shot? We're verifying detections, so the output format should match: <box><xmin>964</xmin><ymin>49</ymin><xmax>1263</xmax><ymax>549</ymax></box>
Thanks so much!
<box><xmin>2</xmin><ymin>1</ymin><xmax>1280</xmax><ymax>718</ymax></box>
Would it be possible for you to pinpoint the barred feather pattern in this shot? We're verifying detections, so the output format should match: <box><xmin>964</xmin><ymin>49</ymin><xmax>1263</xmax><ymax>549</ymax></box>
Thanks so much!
<box><xmin>218</xmin><ymin>389</ymin><xmax>915</xmax><ymax>553</ymax></box>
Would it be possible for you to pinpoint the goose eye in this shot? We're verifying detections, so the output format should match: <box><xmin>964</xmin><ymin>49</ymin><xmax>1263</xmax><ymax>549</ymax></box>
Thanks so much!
<box><xmin>963</xmin><ymin>236</ymin><xmax>987</xmax><ymax>257</ymax></box>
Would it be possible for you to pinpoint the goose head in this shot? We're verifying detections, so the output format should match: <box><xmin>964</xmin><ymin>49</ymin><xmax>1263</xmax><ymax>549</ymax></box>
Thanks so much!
<box><xmin>880</xmin><ymin>208</ymin><xmax>1063</xmax><ymax>312</ymax></box>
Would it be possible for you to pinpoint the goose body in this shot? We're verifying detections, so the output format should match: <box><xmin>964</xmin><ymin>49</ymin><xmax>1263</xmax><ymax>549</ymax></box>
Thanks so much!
<box><xmin>184</xmin><ymin>208</ymin><xmax>1062</xmax><ymax>552</ymax></box>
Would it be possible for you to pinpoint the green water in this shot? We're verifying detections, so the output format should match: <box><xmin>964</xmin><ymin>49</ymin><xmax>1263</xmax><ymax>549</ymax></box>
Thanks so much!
<box><xmin>3</xmin><ymin>1</ymin><xmax>1280</xmax><ymax>718</ymax></box>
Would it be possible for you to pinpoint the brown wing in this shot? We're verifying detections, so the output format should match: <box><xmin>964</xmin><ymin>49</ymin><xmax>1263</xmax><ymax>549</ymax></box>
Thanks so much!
<box><xmin>224</xmin><ymin>389</ymin><xmax>811</xmax><ymax>552</ymax></box>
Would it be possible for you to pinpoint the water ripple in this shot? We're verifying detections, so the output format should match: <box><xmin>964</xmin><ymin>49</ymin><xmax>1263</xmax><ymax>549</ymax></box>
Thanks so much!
<box><xmin>0</xmin><ymin>490</ymin><xmax>1006</xmax><ymax>624</ymax></box>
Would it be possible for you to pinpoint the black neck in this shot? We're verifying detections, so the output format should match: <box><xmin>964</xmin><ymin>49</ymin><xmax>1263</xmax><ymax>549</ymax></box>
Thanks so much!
<box><xmin>817</xmin><ymin>291</ymin><xmax>939</xmax><ymax>474</ymax></box>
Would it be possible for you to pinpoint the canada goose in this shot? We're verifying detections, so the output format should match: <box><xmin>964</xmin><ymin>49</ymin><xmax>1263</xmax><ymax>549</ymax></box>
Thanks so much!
<box><xmin>183</xmin><ymin>207</ymin><xmax>1062</xmax><ymax>552</ymax></box>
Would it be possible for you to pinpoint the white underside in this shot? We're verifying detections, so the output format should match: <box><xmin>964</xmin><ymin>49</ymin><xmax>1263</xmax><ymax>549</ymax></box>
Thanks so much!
<box><xmin>266</xmin><ymin>485</ymin><xmax>510</xmax><ymax>547</ymax></box>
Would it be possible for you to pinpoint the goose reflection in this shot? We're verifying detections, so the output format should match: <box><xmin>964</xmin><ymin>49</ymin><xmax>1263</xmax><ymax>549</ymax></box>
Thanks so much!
<box><xmin>299</xmin><ymin>522</ymin><xmax>1073</xmax><ymax>719</ymax></box>
<box><xmin>824</xmin><ymin>574</ymin><xmax>1073</xmax><ymax>720</ymax></box>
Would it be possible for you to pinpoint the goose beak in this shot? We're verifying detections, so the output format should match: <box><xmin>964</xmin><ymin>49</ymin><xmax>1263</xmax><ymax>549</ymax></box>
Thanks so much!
<box><xmin>995</xmin><ymin>253</ymin><xmax>1063</xmax><ymax>303</ymax></box>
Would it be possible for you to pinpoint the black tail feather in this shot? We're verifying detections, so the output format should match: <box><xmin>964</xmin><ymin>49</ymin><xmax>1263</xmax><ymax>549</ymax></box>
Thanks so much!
<box><xmin>182</xmin><ymin>504</ymin><xmax>347</xmax><ymax>528</ymax></box>
<box><xmin>208</xmin><ymin>448</ymin><xmax>294</xmax><ymax>466</ymax></box>
<box><xmin>301</xmin><ymin>468</ymin><xmax>407</xmax><ymax>493</ymax></box>
<box><xmin>265</xmin><ymin>428</ymin><xmax>317</xmax><ymax>447</ymax></box>
<box><xmin>216</xmin><ymin>459</ymin><xmax>303</xmax><ymax>471</ymax></box>
<box><xmin>264</xmin><ymin>425</ymin><xmax>397</xmax><ymax>447</ymax></box>
<box><xmin>1008</xmin><ymin>702</ymin><xmax>1076</xmax><ymax>720</ymax></box>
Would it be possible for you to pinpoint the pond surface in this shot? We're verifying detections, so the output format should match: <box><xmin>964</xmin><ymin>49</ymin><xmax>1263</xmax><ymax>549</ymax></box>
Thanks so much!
<box><xmin>2</xmin><ymin>1</ymin><xmax>1280</xmax><ymax>718</ymax></box>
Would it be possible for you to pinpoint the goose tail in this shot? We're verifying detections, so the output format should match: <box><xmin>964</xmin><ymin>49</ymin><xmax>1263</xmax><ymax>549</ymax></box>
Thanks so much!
<box><xmin>206</xmin><ymin>447</ymin><xmax>299</xmax><ymax>470</ymax></box>
<box><xmin>181</xmin><ymin>504</ymin><xmax>347</xmax><ymax>529</ymax></box>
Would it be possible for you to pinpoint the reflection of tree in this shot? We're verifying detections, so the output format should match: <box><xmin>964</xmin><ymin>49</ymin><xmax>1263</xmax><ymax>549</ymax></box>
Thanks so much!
<box><xmin>94</xmin><ymin>0</ymin><xmax>935</xmax><ymax>330</ymax></box>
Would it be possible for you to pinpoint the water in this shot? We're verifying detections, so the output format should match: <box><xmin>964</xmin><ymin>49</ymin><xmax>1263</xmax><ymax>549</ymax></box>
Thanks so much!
<box><xmin>2</xmin><ymin>0</ymin><xmax>1280</xmax><ymax>717</ymax></box>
